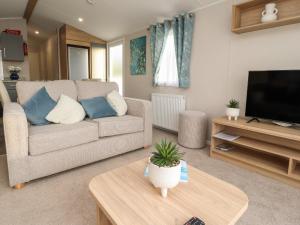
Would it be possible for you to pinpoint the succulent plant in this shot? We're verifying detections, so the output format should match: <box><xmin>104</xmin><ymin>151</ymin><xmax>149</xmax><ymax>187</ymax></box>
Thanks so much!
<box><xmin>150</xmin><ymin>139</ymin><xmax>184</xmax><ymax>167</ymax></box>
<box><xmin>227</xmin><ymin>99</ymin><xmax>239</xmax><ymax>108</ymax></box>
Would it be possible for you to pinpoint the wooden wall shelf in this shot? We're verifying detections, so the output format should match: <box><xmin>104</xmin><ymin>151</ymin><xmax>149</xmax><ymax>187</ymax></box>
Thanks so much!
<box><xmin>232</xmin><ymin>0</ymin><xmax>300</xmax><ymax>34</ymax></box>
<box><xmin>210</xmin><ymin>117</ymin><xmax>300</xmax><ymax>188</ymax></box>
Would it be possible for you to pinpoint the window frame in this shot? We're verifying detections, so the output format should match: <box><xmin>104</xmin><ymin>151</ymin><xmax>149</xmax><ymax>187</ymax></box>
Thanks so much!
<box><xmin>107</xmin><ymin>39</ymin><xmax>125</xmax><ymax>95</ymax></box>
<box><xmin>91</xmin><ymin>43</ymin><xmax>107</xmax><ymax>81</ymax></box>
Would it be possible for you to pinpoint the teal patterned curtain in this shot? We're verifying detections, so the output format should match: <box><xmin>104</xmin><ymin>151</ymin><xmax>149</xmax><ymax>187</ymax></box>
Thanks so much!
<box><xmin>149</xmin><ymin>21</ymin><xmax>171</xmax><ymax>86</ymax></box>
<box><xmin>173</xmin><ymin>13</ymin><xmax>195</xmax><ymax>88</ymax></box>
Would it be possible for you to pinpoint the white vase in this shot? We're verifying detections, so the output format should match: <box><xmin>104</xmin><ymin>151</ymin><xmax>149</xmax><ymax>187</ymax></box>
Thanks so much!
<box><xmin>261</xmin><ymin>3</ymin><xmax>278</xmax><ymax>23</ymax></box>
<box><xmin>226</xmin><ymin>108</ymin><xmax>240</xmax><ymax>121</ymax></box>
<box><xmin>148</xmin><ymin>161</ymin><xmax>181</xmax><ymax>198</ymax></box>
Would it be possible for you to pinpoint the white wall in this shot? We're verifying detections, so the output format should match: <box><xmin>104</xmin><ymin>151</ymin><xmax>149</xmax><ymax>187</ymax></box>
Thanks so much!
<box><xmin>0</xmin><ymin>18</ymin><xmax>30</xmax><ymax>80</ymax></box>
<box><xmin>124</xmin><ymin>0</ymin><xmax>300</xmax><ymax>136</ymax></box>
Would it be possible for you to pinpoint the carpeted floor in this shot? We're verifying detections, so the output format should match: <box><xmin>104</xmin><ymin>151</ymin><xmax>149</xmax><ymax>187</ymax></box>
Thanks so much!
<box><xmin>0</xmin><ymin>129</ymin><xmax>300</xmax><ymax>225</ymax></box>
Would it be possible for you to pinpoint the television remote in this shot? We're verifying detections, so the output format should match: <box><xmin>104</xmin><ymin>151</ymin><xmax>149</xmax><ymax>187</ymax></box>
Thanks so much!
<box><xmin>183</xmin><ymin>217</ymin><xmax>205</xmax><ymax>225</ymax></box>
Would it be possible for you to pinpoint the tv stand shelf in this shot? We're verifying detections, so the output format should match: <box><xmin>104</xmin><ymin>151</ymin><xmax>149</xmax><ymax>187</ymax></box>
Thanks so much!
<box><xmin>210</xmin><ymin>117</ymin><xmax>300</xmax><ymax>188</ymax></box>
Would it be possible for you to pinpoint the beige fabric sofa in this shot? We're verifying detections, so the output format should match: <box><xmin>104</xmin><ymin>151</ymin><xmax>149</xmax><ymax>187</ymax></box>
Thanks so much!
<box><xmin>3</xmin><ymin>80</ymin><xmax>152</xmax><ymax>187</ymax></box>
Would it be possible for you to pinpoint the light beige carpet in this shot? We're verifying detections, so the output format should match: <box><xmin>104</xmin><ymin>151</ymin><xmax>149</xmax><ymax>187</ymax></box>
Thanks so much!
<box><xmin>0</xmin><ymin>129</ymin><xmax>300</xmax><ymax>225</ymax></box>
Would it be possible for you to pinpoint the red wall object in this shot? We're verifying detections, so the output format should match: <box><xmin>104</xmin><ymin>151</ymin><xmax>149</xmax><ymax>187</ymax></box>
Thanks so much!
<box><xmin>3</xmin><ymin>29</ymin><xmax>21</xmax><ymax>35</ymax></box>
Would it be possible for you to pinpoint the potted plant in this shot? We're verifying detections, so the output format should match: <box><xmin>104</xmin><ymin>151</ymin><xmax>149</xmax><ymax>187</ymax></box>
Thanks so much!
<box><xmin>148</xmin><ymin>140</ymin><xmax>184</xmax><ymax>198</ymax></box>
<box><xmin>226</xmin><ymin>99</ymin><xmax>240</xmax><ymax>121</ymax></box>
<box><xmin>8</xmin><ymin>66</ymin><xmax>21</xmax><ymax>80</ymax></box>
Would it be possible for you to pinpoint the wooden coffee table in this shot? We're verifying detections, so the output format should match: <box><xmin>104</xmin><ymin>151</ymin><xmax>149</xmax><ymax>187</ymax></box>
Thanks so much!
<box><xmin>89</xmin><ymin>159</ymin><xmax>248</xmax><ymax>225</ymax></box>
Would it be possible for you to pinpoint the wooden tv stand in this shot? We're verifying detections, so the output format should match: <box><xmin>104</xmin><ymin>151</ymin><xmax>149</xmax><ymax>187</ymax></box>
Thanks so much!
<box><xmin>210</xmin><ymin>117</ymin><xmax>300</xmax><ymax>188</ymax></box>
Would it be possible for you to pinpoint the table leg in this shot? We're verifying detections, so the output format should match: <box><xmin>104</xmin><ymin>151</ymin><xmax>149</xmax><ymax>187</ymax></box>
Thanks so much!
<box><xmin>97</xmin><ymin>205</ymin><xmax>112</xmax><ymax>225</ymax></box>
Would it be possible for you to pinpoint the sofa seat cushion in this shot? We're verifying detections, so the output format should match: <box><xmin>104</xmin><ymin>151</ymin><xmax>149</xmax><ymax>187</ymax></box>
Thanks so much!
<box><xmin>29</xmin><ymin>121</ymin><xmax>98</xmax><ymax>156</ymax></box>
<box><xmin>93</xmin><ymin>115</ymin><xmax>144</xmax><ymax>137</ymax></box>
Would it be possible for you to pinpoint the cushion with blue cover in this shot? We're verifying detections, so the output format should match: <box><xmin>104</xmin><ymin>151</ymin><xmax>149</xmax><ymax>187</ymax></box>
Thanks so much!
<box><xmin>80</xmin><ymin>96</ymin><xmax>117</xmax><ymax>119</ymax></box>
<box><xmin>23</xmin><ymin>87</ymin><xmax>56</xmax><ymax>125</ymax></box>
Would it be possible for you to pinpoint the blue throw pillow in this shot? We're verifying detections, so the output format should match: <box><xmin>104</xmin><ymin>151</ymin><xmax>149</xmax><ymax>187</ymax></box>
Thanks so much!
<box><xmin>23</xmin><ymin>87</ymin><xmax>56</xmax><ymax>125</ymax></box>
<box><xmin>80</xmin><ymin>96</ymin><xmax>117</xmax><ymax>119</ymax></box>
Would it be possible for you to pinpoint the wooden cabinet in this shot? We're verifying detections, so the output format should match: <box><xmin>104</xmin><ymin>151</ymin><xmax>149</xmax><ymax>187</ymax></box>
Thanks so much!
<box><xmin>3</xmin><ymin>80</ymin><xmax>17</xmax><ymax>102</ymax></box>
<box><xmin>0</xmin><ymin>81</ymin><xmax>17</xmax><ymax>118</ymax></box>
<box><xmin>0</xmin><ymin>32</ymin><xmax>24</xmax><ymax>61</ymax></box>
<box><xmin>210</xmin><ymin>117</ymin><xmax>300</xmax><ymax>188</ymax></box>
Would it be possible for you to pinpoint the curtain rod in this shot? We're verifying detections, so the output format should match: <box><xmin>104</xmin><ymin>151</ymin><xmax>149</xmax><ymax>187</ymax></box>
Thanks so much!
<box><xmin>145</xmin><ymin>0</ymin><xmax>226</xmax><ymax>32</ymax></box>
<box><xmin>146</xmin><ymin>13</ymin><xmax>194</xmax><ymax>31</ymax></box>
<box><xmin>189</xmin><ymin>0</ymin><xmax>226</xmax><ymax>13</ymax></box>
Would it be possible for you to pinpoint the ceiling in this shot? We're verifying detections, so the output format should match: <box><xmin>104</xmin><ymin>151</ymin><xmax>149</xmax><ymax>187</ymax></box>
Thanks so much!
<box><xmin>1</xmin><ymin>0</ymin><xmax>221</xmax><ymax>41</ymax></box>
<box><xmin>30</xmin><ymin>0</ymin><xmax>221</xmax><ymax>40</ymax></box>
<box><xmin>0</xmin><ymin>0</ymin><xmax>27</xmax><ymax>17</ymax></box>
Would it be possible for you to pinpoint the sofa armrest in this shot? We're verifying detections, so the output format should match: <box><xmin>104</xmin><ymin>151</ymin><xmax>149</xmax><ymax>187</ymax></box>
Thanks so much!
<box><xmin>3</xmin><ymin>102</ymin><xmax>29</xmax><ymax>160</ymax></box>
<box><xmin>124</xmin><ymin>97</ymin><xmax>152</xmax><ymax>147</ymax></box>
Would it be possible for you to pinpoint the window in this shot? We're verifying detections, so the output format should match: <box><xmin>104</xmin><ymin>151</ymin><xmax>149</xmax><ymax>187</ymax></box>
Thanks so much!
<box><xmin>155</xmin><ymin>28</ymin><xmax>179</xmax><ymax>87</ymax></box>
<box><xmin>108</xmin><ymin>41</ymin><xmax>123</xmax><ymax>95</ymax></box>
<box><xmin>91</xmin><ymin>44</ymin><xmax>106</xmax><ymax>81</ymax></box>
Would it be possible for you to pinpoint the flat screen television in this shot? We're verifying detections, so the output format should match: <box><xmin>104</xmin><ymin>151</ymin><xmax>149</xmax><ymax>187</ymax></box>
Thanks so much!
<box><xmin>245</xmin><ymin>70</ymin><xmax>300</xmax><ymax>124</ymax></box>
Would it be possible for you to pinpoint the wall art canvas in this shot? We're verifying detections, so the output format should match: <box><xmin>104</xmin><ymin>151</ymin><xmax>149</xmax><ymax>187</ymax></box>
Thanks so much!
<box><xmin>130</xmin><ymin>36</ymin><xmax>146</xmax><ymax>75</ymax></box>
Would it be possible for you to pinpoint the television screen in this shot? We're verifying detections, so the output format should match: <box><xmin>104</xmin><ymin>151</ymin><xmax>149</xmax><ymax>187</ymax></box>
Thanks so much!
<box><xmin>246</xmin><ymin>70</ymin><xmax>300</xmax><ymax>124</ymax></box>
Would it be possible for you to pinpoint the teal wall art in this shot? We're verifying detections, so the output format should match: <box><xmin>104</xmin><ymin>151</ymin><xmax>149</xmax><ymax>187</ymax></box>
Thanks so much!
<box><xmin>130</xmin><ymin>36</ymin><xmax>146</xmax><ymax>75</ymax></box>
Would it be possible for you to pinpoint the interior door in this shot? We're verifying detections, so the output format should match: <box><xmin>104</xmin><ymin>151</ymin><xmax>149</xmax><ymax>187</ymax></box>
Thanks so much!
<box><xmin>68</xmin><ymin>45</ymin><xmax>89</xmax><ymax>80</ymax></box>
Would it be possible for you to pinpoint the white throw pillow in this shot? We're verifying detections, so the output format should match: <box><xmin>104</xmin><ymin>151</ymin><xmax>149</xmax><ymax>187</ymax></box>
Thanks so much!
<box><xmin>107</xmin><ymin>90</ymin><xmax>127</xmax><ymax>116</ymax></box>
<box><xmin>46</xmin><ymin>94</ymin><xmax>86</xmax><ymax>124</ymax></box>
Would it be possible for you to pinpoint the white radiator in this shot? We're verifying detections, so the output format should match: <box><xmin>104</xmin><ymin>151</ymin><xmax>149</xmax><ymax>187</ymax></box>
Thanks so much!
<box><xmin>151</xmin><ymin>93</ymin><xmax>186</xmax><ymax>132</ymax></box>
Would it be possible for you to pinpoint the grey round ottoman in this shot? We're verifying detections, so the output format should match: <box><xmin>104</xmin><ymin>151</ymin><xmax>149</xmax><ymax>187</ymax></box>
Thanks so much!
<box><xmin>178</xmin><ymin>111</ymin><xmax>207</xmax><ymax>149</ymax></box>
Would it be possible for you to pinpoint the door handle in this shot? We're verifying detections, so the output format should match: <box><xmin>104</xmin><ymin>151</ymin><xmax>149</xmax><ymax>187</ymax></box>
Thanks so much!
<box><xmin>3</xmin><ymin>48</ymin><xmax>6</xmax><ymax>58</ymax></box>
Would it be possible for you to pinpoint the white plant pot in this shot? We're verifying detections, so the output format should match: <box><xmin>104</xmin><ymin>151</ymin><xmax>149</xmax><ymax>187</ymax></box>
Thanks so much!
<box><xmin>148</xmin><ymin>161</ymin><xmax>181</xmax><ymax>198</ymax></box>
<box><xmin>226</xmin><ymin>108</ymin><xmax>240</xmax><ymax>121</ymax></box>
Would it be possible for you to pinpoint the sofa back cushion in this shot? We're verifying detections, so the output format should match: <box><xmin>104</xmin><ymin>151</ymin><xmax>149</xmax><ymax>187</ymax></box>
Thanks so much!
<box><xmin>75</xmin><ymin>80</ymin><xmax>118</xmax><ymax>100</ymax></box>
<box><xmin>17</xmin><ymin>80</ymin><xmax>77</xmax><ymax>105</ymax></box>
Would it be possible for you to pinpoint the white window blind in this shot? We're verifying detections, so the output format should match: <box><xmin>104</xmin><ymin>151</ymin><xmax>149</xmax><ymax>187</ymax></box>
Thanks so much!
<box><xmin>155</xmin><ymin>28</ymin><xmax>179</xmax><ymax>87</ymax></box>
